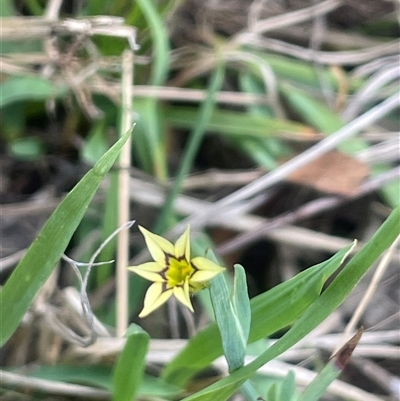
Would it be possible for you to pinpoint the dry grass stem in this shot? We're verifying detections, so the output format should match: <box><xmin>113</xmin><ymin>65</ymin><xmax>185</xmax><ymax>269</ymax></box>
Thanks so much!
<box><xmin>0</xmin><ymin>370</ymin><xmax>110</xmax><ymax>400</ymax></box>
<box><xmin>116</xmin><ymin>49</ymin><xmax>134</xmax><ymax>337</ymax></box>
<box><xmin>234</xmin><ymin>358</ymin><xmax>386</xmax><ymax>401</ymax></box>
<box><xmin>357</xmin><ymin>137</ymin><xmax>400</xmax><ymax>165</ymax></box>
<box><xmin>44</xmin><ymin>0</ymin><xmax>63</xmax><ymax>20</ymax></box>
<box><xmin>170</xmin><ymin>93</ymin><xmax>400</xmax><ymax>236</ymax></box>
<box><xmin>217</xmin><ymin>167</ymin><xmax>399</xmax><ymax>255</ymax></box>
<box><xmin>224</xmin><ymin>50</ymin><xmax>284</xmax><ymax>117</ymax></box>
<box><xmin>247</xmin><ymin>0</ymin><xmax>341</xmax><ymax>35</ymax></box>
<box><xmin>343</xmin><ymin>64</ymin><xmax>400</xmax><ymax>121</ymax></box>
<box><xmin>0</xmin><ymin>249</ymin><xmax>28</xmax><ymax>273</ymax></box>
<box><xmin>2</xmin><ymin>16</ymin><xmax>137</xmax><ymax>50</ymax></box>
<box><xmin>125</xmin><ymin>176</ymin><xmax>358</xmax><ymax>253</ymax></box>
<box><xmin>239</xmin><ymin>36</ymin><xmax>400</xmax><ymax>66</ymax></box>
<box><xmin>337</xmin><ymin>235</ymin><xmax>400</xmax><ymax>351</ymax></box>
<box><xmin>132</xmin><ymin>85</ymin><xmax>270</xmax><ymax>106</ymax></box>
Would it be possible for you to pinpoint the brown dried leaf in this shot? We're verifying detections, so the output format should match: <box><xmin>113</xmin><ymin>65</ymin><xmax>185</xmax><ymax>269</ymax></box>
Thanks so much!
<box><xmin>332</xmin><ymin>326</ymin><xmax>364</xmax><ymax>370</ymax></box>
<box><xmin>287</xmin><ymin>150</ymin><xmax>370</xmax><ymax>196</ymax></box>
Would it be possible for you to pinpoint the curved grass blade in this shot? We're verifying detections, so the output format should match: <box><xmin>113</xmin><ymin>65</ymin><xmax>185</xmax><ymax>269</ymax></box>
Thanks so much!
<box><xmin>178</xmin><ymin>205</ymin><xmax>400</xmax><ymax>401</ymax></box>
<box><xmin>209</xmin><ymin>266</ymin><xmax>249</xmax><ymax>372</ymax></box>
<box><xmin>112</xmin><ymin>324</ymin><xmax>149</xmax><ymax>401</ymax></box>
<box><xmin>163</xmin><ymin>243</ymin><xmax>354</xmax><ymax>386</ymax></box>
<box><xmin>164</xmin><ymin>106</ymin><xmax>312</xmax><ymax>139</ymax></box>
<box><xmin>0</xmin><ymin>129</ymin><xmax>132</xmax><ymax>346</ymax></box>
<box><xmin>298</xmin><ymin>327</ymin><xmax>364</xmax><ymax>401</ymax></box>
<box><xmin>155</xmin><ymin>62</ymin><xmax>225</xmax><ymax>231</ymax></box>
<box><xmin>133</xmin><ymin>0</ymin><xmax>170</xmax><ymax>180</ymax></box>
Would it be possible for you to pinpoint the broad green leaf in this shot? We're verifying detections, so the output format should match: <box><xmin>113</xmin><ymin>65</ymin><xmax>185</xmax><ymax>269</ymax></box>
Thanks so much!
<box><xmin>179</xmin><ymin>205</ymin><xmax>400</xmax><ymax>401</ymax></box>
<box><xmin>0</xmin><ymin>129</ymin><xmax>131</xmax><ymax>346</ymax></box>
<box><xmin>210</xmin><ymin>271</ymin><xmax>247</xmax><ymax>371</ymax></box>
<box><xmin>232</xmin><ymin>265</ymin><xmax>251</xmax><ymax>347</ymax></box>
<box><xmin>112</xmin><ymin>324</ymin><xmax>149</xmax><ymax>401</ymax></box>
<box><xmin>163</xmin><ymin>244</ymin><xmax>353</xmax><ymax>386</ymax></box>
<box><xmin>0</xmin><ymin>76</ymin><xmax>68</xmax><ymax>107</ymax></box>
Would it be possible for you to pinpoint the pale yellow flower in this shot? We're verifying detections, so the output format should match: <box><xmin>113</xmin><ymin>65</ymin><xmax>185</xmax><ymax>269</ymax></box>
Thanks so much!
<box><xmin>128</xmin><ymin>225</ymin><xmax>225</xmax><ymax>318</ymax></box>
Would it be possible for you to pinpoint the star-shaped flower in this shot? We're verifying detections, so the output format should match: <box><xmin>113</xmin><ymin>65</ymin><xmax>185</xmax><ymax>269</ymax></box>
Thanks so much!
<box><xmin>128</xmin><ymin>225</ymin><xmax>225</xmax><ymax>318</ymax></box>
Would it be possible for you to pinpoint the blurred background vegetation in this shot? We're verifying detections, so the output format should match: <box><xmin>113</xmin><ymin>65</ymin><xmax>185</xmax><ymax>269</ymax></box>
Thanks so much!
<box><xmin>1</xmin><ymin>0</ymin><xmax>399</xmax><ymax>400</ymax></box>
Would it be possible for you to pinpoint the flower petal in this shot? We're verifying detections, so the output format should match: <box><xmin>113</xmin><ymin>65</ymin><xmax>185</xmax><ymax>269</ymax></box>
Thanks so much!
<box><xmin>190</xmin><ymin>256</ymin><xmax>225</xmax><ymax>282</ymax></box>
<box><xmin>139</xmin><ymin>226</ymin><xmax>174</xmax><ymax>264</ymax></box>
<box><xmin>173</xmin><ymin>280</ymin><xmax>194</xmax><ymax>312</ymax></box>
<box><xmin>174</xmin><ymin>225</ymin><xmax>191</xmax><ymax>260</ymax></box>
<box><xmin>128</xmin><ymin>262</ymin><xmax>165</xmax><ymax>282</ymax></box>
<box><xmin>139</xmin><ymin>282</ymin><xmax>172</xmax><ymax>318</ymax></box>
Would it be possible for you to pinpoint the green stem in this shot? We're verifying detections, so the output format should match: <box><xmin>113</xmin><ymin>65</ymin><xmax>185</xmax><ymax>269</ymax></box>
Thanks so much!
<box><xmin>155</xmin><ymin>62</ymin><xmax>225</xmax><ymax>232</ymax></box>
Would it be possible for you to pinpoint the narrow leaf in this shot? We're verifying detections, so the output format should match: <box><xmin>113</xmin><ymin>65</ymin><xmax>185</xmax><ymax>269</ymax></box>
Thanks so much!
<box><xmin>232</xmin><ymin>265</ymin><xmax>251</xmax><ymax>346</ymax></box>
<box><xmin>0</xmin><ymin>76</ymin><xmax>67</xmax><ymax>107</ymax></box>
<box><xmin>298</xmin><ymin>327</ymin><xmax>364</xmax><ymax>401</ymax></box>
<box><xmin>163</xmin><ymin>244</ymin><xmax>353</xmax><ymax>385</ymax></box>
<box><xmin>210</xmin><ymin>273</ymin><xmax>247</xmax><ymax>371</ymax></box>
<box><xmin>179</xmin><ymin>205</ymin><xmax>399</xmax><ymax>401</ymax></box>
<box><xmin>112</xmin><ymin>324</ymin><xmax>149</xmax><ymax>401</ymax></box>
<box><xmin>0</xmin><ymin>129</ymin><xmax>132</xmax><ymax>346</ymax></box>
<box><xmin>165</xmin><ymin>106</ymin><xmax>313</xmax><ymax>139</ymax></box>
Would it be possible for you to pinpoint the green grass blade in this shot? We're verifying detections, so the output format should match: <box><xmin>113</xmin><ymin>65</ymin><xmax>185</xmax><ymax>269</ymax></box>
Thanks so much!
<box><xmin>298</xmin><ymin>328</ymin><xmax>363</xmax><ymax>401</ymax></box>
<box><xmin>299</xmin><ymin>359</ymin><xmax>340</xmax><ymax>401</ymax></box>
<box><xmin>178</xmin><ymin>205</ymin><xmax>400</xmax><ymax>401</ymax></box>
<box><xmin>136</xmin><ymin>0</ymin><xmax>170</xmax><ymax>86</ymax></box>
<box><xmin>280</xmin><ymin>83</ymin><xmax>343</xmax><ymax>134</ymax></box>
<box><xmin>165</xmin><ymin>106</ymin><xmax>312</xmax><ymax>139</ymax></box>
<box><xmin>279</xmin><ymin>83</ymin><xmax>366</xmax><ymax>153</ymax></box>
<box><xmin>131</xmin><ymin>0</ymin><xmax>170</xmax><ymax>179</ymax></box>
<box><xmin>0</xmin><ymin>129</ymin><xmax>132</xmax><ymax>346</ymax></box>
<box><xmin>162</xmin><ymin>244</ymin><xmax>353</xmax><ymax>386</ymax></box>
<box><xmin>133</xmin><ymin>99</ymin><xmax>168</xmax><ymax>179</ymax></box>
<box><xmin>210</xmin><ymin>271</ymin><xmax>247</xmax><ymax>372</ymax></box>
<box><xmin>0</xmin><ymin>76</ymin><xmax>68</xmax><ymax>107</ymax></box>
<box><xmin>1</xmin><ymin>0</ymin><xmax>15</xmax><ymax>16</ymax></box>
<box><xmin>251</xmin><ymin>52</ymin><xmax>364</xmax><ymax>92</ymax></box>
<box><xmin>155</xmin><ymin>63</ymin><xmax>225</xmax><ymax>231</ymax></box>
<box><xmin>112</xmin><ymin>324</ymin><xmax>149</xmax><ymax>401</ymax></box>
<box><xmin>232</xmin><ymin>265</ymin><xmax>251</xmax><ymax>346</ymax></box>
